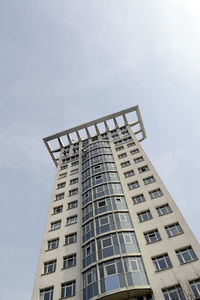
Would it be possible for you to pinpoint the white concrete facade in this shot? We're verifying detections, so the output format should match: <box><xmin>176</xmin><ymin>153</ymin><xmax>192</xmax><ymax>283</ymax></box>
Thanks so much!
<box><xmin>32</xmin><ymin>106</ymin><xmax>200</xmax><ymax>300</ymax></box>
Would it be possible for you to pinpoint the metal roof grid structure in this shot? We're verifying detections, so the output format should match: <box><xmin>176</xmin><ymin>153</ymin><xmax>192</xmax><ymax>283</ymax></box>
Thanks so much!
<box><xmin>43</xmin><ymin>105</ymin><xmax>146</xmax><ymax>166</ymax></box>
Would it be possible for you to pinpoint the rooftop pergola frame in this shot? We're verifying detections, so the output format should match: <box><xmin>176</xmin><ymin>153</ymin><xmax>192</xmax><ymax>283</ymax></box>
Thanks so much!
<box><xmin>43</xmin><ymin>105</ymin><xmax>146</xmax><ymax>166</ymax></box>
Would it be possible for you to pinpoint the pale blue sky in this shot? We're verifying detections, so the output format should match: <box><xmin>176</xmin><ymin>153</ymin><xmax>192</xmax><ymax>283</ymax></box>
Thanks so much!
<box><xmin>1</xmin><ymin>1</ymin><xmax>200</xmax><ymax>299</ymax></box>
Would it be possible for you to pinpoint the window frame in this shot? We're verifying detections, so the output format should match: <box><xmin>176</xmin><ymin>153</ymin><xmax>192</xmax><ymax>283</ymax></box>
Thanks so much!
<box><xmin>156</xmin><ymin>204</ymin><xmax>172</xmax><ymax>216</ymax></box>
<box><xmin>66</xmin><ymin>215</ymin><xmax>77</xmax><ymax>226</ymax></box>
<box><xmin>68</xmin><ymin>200</ymin><xmax>78</xmax><ymax>210</ymax></box>
<box><xmin>61</xmin><ymin>280</ymin><xmax>76</xmax><ymax>299</ymax></box>
<box><xmin>57</xmin><ymin>182</ymin><xmax>66</xmax><ymax>189</ymax></box>
<box><xmin>162</xmin><ymin>285</ymin><xmax>186</xmax><ymax>300</ymax></box>
<box><xmin>47</xmin><ymin>238</ymin><xmax>59</xmax><ymax>251</ymax></box>
<box><xmin>190</xmin><ymin>278</ymin><xmax>200</xmax><ymax>299</ymax></box>
<box><xmin>50</xmin><ymin>220</ymin><xmax>61</xmax><ymax>231</ymax></box>
<box><xmin>65</xmin><ymin>232</ymin><xmax>77</xmax><ymax>245</ymax></box>
<box><xmin>152</xmin><ymin>253</ymin><xmax>172</xmax><ymax>271</ymax></box>
<box><xmin>69</xmin><ymin>188</ymin><xmax>78</xmax><ymax>197</ymax></box>
<box><xmin>143</xmin><ymin>176</ymin><xmax>156</xmax><ymax>185</ymax></box>
<box><xmin>137</xmin><ymin>210</ymin><xmax>152</xmax><ymax>222</ymax></box>
<box><xmin>63</xmin><ymin>254</ymin><xmax>76</xmax><ymax>269</ymax></box>
<box><xmin>132</xmin><ymin>194</ymin><xmax>145</xmax><ymax>205</ymax></box>
<box><xmin>176</xmin><ymin>246</ymin><xmax>197</xmax><ymax>264</ymax></box>
<box><xmin>70</xmin><ymin>177</ymin><xmax>78</xmax><ymax>185</ymax></box>
<box><xmin>128</xmin><ymin>181</ymin><xmax>140</xmax><ymax>190</ymax></box>
<box><xmin>144</xmin><ymin>229</ymin><xmax>161</xmax><ymax>244</ymax></box>
<box><xmin>165</xmin><ymin>223</ymin><xmax>183</xmax><ymax>238</ymax></box>
<box><xmin>134</xmin><ymin>156</ymin><xmax>144</xmax><ymax>163</ymax></box>
<box><xmin>138</xmin><ymin>165</ymin><xmax>149</xmax><ymax>173</ymax></box>
<box><xmin>40</xmin><ymin>287</ymin><xmax>54</xmax><ymax>300</ymax></box>
<box><xmin>124</xmin><ymin>170</ymin><xmax>135</xmax><ymax>178</ymax></box>
<box><xmin>121</xmin><ymin>161</ymin><xmax>131</xmax><ymax>168</ymax></box>
<box><xmin>44</xmin><ymin>260</ymin><xmax>57</xmax><ymax>274</ymax></box>
<box><xmin>149</xmin><ymin>188</ymin><xmax>163</xmax><ymax>199</ymax></box>
<box><xmin>53</xmin><ymin>205</ymin><xmax>63</xmax><ymax>215</ymax></box>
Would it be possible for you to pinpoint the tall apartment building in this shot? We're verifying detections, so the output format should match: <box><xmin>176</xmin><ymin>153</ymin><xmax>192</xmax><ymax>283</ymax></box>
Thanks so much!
<box><xmin>32</xmin><ymin>106</ymin><xmax>200</xmax><ymax>300</ymax></box>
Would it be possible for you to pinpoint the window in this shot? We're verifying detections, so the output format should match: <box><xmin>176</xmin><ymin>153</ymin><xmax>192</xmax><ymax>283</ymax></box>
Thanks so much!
<box><xmin>70</xmin><ymin>168</ymin><xmax>79</xmax><ymax>175</ymax></box>
<box><xmin>165</xmin><ymin>223</ymin><xmax>183</xmax><ymax>237</ymax></box>
<box><xmin>44</xmin><ymin>260</ymin><xmax>56</xmax><ymax>274</ymax></box>
<box><xmin>106</xmin><ymin>263</ymin><xmax>117</xmax><ymax>276</ymax></box>
<box><xmin>69</xmin><ymin>188</ymin><xmax>78</xmax><ymax>196</ymax></box>
<box><xmin>121</xmin><ymin>161</ymin><xmax>130</xmax><ymax>168</ymax></box>
<box><xmin>162</xmin><ymin>285</ymin><xmax>186</xmax><ymax>300</ymax></box>
<box><xmin>94</xmin><ymin>165</ymin><xmax>100</xmax><ymax>170</ymax></box>
<box><xmin>116</xmin><ymin>145</ymin><xmax>124</xmax><ymax>151</ymax></box>
<box><xmin>100</xmin><ymin>215</ymin><xmax>109</xmax><ymax>225</ymax></box>
<box><xmin>138</xmin><ymin>165</ymin><xmax>149</xmax><ymax>173</ymax></box>
<box><xmin>143</xmin><ymin>176</ymin><xmax>156</xmax><ymax>185</ymax></box>
<box><xmin>127</xmin><ymin>142</ymin><xmax>135</xmax><ymax>147</ymax></box>
<box><xmin>61</xmin><ymin>165</ymin><xmax>68</xmax><ymax>170</ymax></box>
<box><xmin>134</xmin><ymin>156</ymin><xmax>144</xmax><ymax>163</ymax></box>
<box><xmin>40</xmin><ymin>287</ymin><xmax>54</xmax><ymax>300</ymax></box>
<box><xmin>102</xmin><ymin>236</ymin><xmax>112</xmax><ymax>248</ymax></box>
<box><xmin>71</xmin><ymin>161</ymin><xmax>79</xmax><ymax>166</ymax></box>
<box><xmin>156</xmin><ymin>204</ymin><xmax>172</xmax><ymax>216</ymax></box>
<box><xmin>118</xmin><ymin>153</ymin><xmax>127</xmax><ymax>159</ymax></box>
<box><xmin>137</xmin><ymin>210</ymin><xmax>152</xmax><ymax>222</ymax></box>
<box><xmin>65</xmin><ymin>233</ymin><xmax>77</xmax><ymax>245</ymax></box>
<box><xmin>83</xmin><ymin>266</ymin><xmax>98</xmax><ymax>292</ymax></box>
<box><xmin>124</xmin><ymin>170</ymin><xmax>135</xmax><ymax>178</ymax></box>
<box><xmin>130</xmin><ymin>148</ymin><xmax>139</xmax><ymax>155</ymax></box>
<box><xmin>47</xmin><ymin>238</ymin><xmax>59</xmax><ymax>250</ymax></box>
<box><xmin>144</xmin><ymin>229</ymin><xmax>161</xmax><ymax>244</ymax></box>
<box><xmin>132</xmin><ymin>194</ymin><xmax>145</xmax><ymax>205</ymax></box>
<box><xmin>57</xmin><ymin>182</ymin><xmax>66</xmax><ymax>189</ymax></box>
<box><xmin>51</xmin><ymin>220</ymin><xmax>61</xmax><ymax>230</ymax></box>
<box><xmin>56</xmin><ymin>193</ymin><xmax>64</xmax><ymax>200</ymax></box>
<box><xmin>113</xmin><ymin>134</ymin><xmax>119</xmax><ymax>139</ymax></box>
<box><xmin>149</xmin><ymin>188</ymin><xmax>163</xmax><ymax>199</ymax></box>
<box><xmin>176</xmin><ymin>246</ymin><xmax>197</xmax><ymax>264</ymax></box>
<box><xmin>92</xmin><ymin>136</ymin><xmax>98</xmax><ymax>141</ymax></box>
<box><xmin>128</xmin><ymin>181</ymin><xmax>140</xmax><ymax>190</ymax></box>
<box><xmin>101</xmin><ymin>133</ymin><xmax>108</xmax><ymax>139</ymax></box>
<box><xmin>68</xmin><ymin>201</ymin><xmax>78</xmax><ymax>210</ymax></box>
<box><xmin>152</xmin><ymin>253</ymin><xmax>172</xmax><ymax>271</ymax></box>
<box><xmin>190</xmin><ymin>279</ymin><xmax>200</xmax><ymax>299</ymax></box>
<box><xmin>67</xmin><ymin>215</ymin><xmax>77</xmax><ymax>225</ymax></box>
<box><xmin>53</xmin><ymin>205</ymin><xmax>63</xmax><ymax>214</ymax></box>
<box><xmin>70</xmin><ymin>178</ymin><xmax>78</xmax><ymax>185</ymax></box>
<box><xmin>63</xmin><ymin>254</ymin><xmax>76</xmax><ymax>269</ymax></box>
<box><xmin>94</xmin><ymin>174</ymin><xmax>102</xmax><ymax>183</ymax></box>
<box><xmin>59</xmin><ymin>172</ymin><xmax>67</xmax><ymax>179</ymax></box>
<box><xmin>86</xmin><ymin>245</ymin><xmax>91</xmax><ymax>256</ymax></box>
<box><xmin>61</xmin><ymin>280</ymin><xmax>76</xmax><ymax>299</ymax></box>
<box><xmin>98</xmin><ymin>200</ymin><xmax>106</xmax><ymax>208</ymax></box>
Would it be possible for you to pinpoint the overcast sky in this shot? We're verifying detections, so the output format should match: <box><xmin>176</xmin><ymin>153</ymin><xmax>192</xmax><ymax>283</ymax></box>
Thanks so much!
<box><xmin>1</xmin><ymin>1</ymin><xmax>200</xmax><ymax>299</ymax></box>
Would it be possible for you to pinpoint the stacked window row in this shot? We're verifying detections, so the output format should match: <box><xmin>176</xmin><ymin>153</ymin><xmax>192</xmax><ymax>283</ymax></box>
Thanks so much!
<box><xmin>82</xmin><ymin>195</ymin><xmax>128</xmax><ymax>223</ymax></box>
<box><xmin>82</xmin><ymin>171</ymin><xmax>120</xmax><ymax>193</ymax></box>
<box><xmin>40</xmin><ymin>280</ymin><xmax>76</xmax><ymax>300</ymax></box>
<box><xmin>39</xmin><ymin>277</ymin><xmax>200</xmax><ymax>300</ymax></box>
<box><xmin>82</xmin><ymin>231</ymin><xmax>139</xmax><ymax>268</ymax></box>
<box><xmin>82</xmin><ymin>212</ymin><xmax>133</xmax><ymax>243</ymax></box>
<box><xmin>42</xmin><ymin>253</ymin><xmax>76</xmax><ymax>275</ymax></box>
<box><xmin>151</xmin><ymin>246</ymin><xmax>197</xmax><ymax>272</ymax></box>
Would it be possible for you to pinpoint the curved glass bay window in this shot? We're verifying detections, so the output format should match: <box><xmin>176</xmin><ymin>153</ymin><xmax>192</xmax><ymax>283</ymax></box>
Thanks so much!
<box><xmin>82</xmin><ymin>256</ymin><xmax>149</xmax><ymax>299</ymax></box>
<box><xmin>81</xmin><ymin>141</ymin><xmax>150</xmax><ymax>300</ymax></box>
<box><xmin>97</xmin><ymin>231</ymin><xmax>140</xmax><ymax>260</ymax></box>
<box><xmin>83</xmin><ymin>266</ymin><xmax>99</xmax><ymax>300</ymax></box>
<box><xmin>95</xmin><ymin>212</ymin><xmax>133</xmax><ymax>235</ymax></box>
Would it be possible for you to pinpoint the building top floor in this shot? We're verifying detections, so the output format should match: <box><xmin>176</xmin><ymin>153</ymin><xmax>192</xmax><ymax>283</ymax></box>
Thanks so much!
<box><xmin>43</xmin><ymin>105</ymin><xmax>146</xmax><ymax>166</ymax></box>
